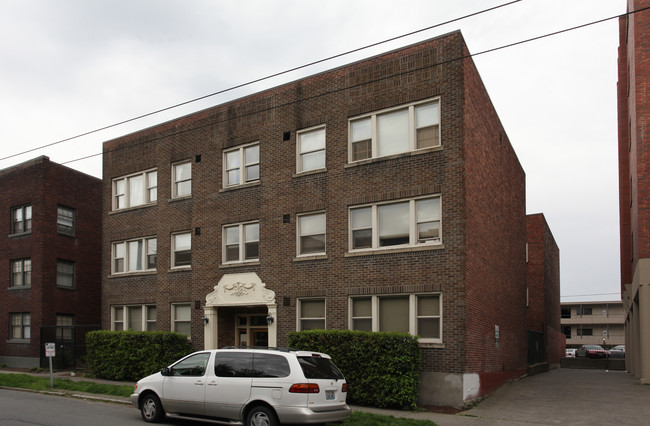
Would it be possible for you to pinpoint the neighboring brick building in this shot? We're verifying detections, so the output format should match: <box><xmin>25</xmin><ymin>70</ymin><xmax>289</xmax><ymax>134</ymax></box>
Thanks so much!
<box><xmin>102</xmin><ymin>31</ymin><xmax>556</xmax><ymax>407</ymax></box>
<box><xmin>561</xmin><ymin>301</ymin><xmax>625</xmax><ymax>348</ymax></box>
<box><xmin>0</xmin><ymin>156</ymin><xmax>102</xmax><ymax>368</ymax></box>
<box><xmin>526</xmin><ymin>214</ymin><xmax>562</xmax><ymax>366</ymax></box>
<box><xmin>618</xmin><ymin>0</ymin><xmax>650</xmax><ymax>383</ymax></box>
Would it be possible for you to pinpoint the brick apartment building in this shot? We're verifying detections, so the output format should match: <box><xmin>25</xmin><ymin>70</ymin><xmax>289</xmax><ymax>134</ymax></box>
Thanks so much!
<box><xmin>526</xmin><ymin>214</ymin><xmax>563</xmax><ymax>366</ymax></box>
<box><xmin>0</xmin><ymin>156</ymin><xmax>102</xmax><ymax>368</ymax></box>
<box><xmin>618</xmin><ymin>0</ymin><xmax>650</xmax><ymax>383</ymax></box>
<box><xmin>102</xmin><ymin>31</ymin><xmax>558</xmax><ymax>407</ymax></box>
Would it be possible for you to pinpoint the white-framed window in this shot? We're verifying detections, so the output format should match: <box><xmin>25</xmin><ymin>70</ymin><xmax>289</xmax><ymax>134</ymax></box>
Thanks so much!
<box><xmin>112</xmin><ymin>305</ymin><xmax>156</xmax><ymax>331</ymax></box>
<box><xmin>10</xmin><ymin>259</ymin><xmax>31</xmax><ymax>288</ymax></box>
<box><xmin>349</xmin><ymin>196</ymin><xmax>441</xmax><ymax>251</ymax></box>
<box><xmin>57</xmin><ymin>205</ymin><xmax>75</xmax><ymax>235</ymax></box>
<box><xmin>223</xmin><ymin>221</ymin><xmax>259</xmax><ymax>263</ymax></box>
<box><xmin>11</xmin><ymin>205</ymin><xmax>32</xmax><ymax>234</ymax></box>
<box><xmin>112</xmin><ymin>169</ymin><xmax>157</xmax><ymax>210</ymax></box>
<box><xmin>297</xmin><ymin>212</ymin><xmax>326</xmax><ymax>255</ymax></box>
<box><xmin>350</xmin><ymin>294</ymin><xmax>442</xmax><ymax>342</ymax></box>
<box><xmin>349</xmin><ymin>98</ymin><xmax>440</xmax><ymax>162</ymax></box>
<box><xmin>172</xmin><ymin>161</ymin><xmax>192</xmax><ymax>198</ymax></box>
<box><xmin>56</xmin><ymin>314</ymin><xmax>75</xmax><ymax>341</ymax></box>
<box><xmin>297</xmin><ymin>126</ymin><xmax>326</xmax><ymax>173</ymax></box>
<box><xmin>56</xmin><ymin>259</ymin><xmax>75</xmax><ymax>288</ymax></box>
<box><xmin>172</xmin><ymin>232</ymin><xmax>191</xmax><ymax>268</ymax></box>
<box><xmin>172</xmin><ymin>303</ymin><xmax>191</xmax><ymax>336</ymax></box>
<box><xmin>112</xmin><ymin>237</ymin><xmax>157</xmax><ymax>274</ymax></box>
<box><xmin>224</xmin><ymin>142</ymin><xmax>260</xmax><ymax>187</ymax></box>
<box><xmin>298</xmin><ymin>298</ymin><xmax>326</xmax><ymax>330</ymax></box>
<box><xmin>9</xmin><ymin>313</ymin><xmax>31</xmax><ymax>340</ymax></box>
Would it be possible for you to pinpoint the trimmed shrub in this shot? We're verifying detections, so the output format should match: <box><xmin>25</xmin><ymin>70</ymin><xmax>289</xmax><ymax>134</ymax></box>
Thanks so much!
<box><xmin>85</xmin><ymin>330</ymin><xmax>192</xmax><ymax>381</ymax></box>
<box><xmin>288</xmin><ymin>329</ymin><xmax>421</xmax><ymax>410</ymax></box>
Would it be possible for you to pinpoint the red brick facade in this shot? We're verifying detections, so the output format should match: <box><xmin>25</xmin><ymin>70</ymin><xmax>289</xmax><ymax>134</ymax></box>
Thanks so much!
<box><xmin>0</xmin><ymin>156</ymin><xmax>102</xmax><ymax>367</ymax></box>
<box><xmin>102</xmin><ymin>32</ymin><xmax>546</xmax><ymax>406</ymax></box>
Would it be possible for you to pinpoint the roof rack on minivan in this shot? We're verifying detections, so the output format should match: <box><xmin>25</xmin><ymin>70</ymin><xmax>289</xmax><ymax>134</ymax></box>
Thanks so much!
<box><xmin>221</xmin><ymin>346</ymin><xmax>296</xmax><ymax>352</ymax></box>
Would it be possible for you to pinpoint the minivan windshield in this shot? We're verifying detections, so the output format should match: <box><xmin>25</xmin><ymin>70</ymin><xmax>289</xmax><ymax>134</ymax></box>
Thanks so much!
<box><xmin>298</xmin><ymin>356</ymin><xmax>345</xmax><ymax>380</ymax></box>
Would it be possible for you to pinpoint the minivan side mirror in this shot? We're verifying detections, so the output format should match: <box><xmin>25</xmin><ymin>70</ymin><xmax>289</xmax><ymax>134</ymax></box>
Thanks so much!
<box><xmin>161</xmin><ymin>367</ymin><xmax>172</xmax><ymax>376</ymax></box>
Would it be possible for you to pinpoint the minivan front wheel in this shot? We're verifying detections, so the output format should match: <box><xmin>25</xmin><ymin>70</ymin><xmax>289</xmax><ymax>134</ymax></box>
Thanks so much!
<box><xmin>246</xmin><ymin>405</ymin><xmax>278</xmax><ymax>426</ymax></box>
<box><xmin>140</xmin><ymin>393</ymin><xmax>165</xmax><ymax>423</ymax></box>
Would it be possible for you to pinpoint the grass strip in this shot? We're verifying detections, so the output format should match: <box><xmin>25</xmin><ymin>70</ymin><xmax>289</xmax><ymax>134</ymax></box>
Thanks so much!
<box><xmin>0</xmin><ymin>373</ymin><xmax>133</xmax><ymax>397</ymax></box>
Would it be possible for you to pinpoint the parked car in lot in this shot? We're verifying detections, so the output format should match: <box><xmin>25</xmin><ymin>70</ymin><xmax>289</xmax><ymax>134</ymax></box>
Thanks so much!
<box><xmin>130</xmin><ymin>347</ymin><xmax>350</xmax><ymax>425</ymax></box>
<box><xmin>565</xmin><ymin>348</ymin><xmax>577</xmax><ymax>358</ymax></box>
<box><xmin>609</xmin><ymin>345</ymin><xmax>626</xmax><ymax>358</ymax></box>
<box><xmin>576</xmin><ymin>345</ymin><xmax>610</xmax><ymax>358</ymax></box>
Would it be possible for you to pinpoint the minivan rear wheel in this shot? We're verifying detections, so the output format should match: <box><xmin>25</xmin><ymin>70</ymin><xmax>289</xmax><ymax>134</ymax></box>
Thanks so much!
<box><xmin>246</xmin><ymin>405</ymin><xmax>278</xmax><ymax>426</ymax></box>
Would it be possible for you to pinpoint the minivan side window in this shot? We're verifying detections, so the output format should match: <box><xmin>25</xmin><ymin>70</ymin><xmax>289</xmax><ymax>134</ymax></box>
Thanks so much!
<box><xmin>252</xmin><ymin>353</ymin><xmax>290</xmax><ymax>378</ymax></box>
<box><xmin>171</xmin><ymin>352</ymin><xmax>211</xmax><ymax>377</ymax></box>
<box><xmin>214</xmin><ymin>352</ymin><xmax>254</xmax><ymax>377</ymax></box>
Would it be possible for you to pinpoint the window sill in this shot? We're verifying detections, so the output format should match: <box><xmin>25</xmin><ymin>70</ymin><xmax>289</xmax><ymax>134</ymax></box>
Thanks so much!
<box><xmin>344</xmin><ymin>145</ymin><xmax>442</xmax><ymax>168</ymax></box>
<box><xmin>109</xmin><ymin>202</ymin><xmax>158</xmax><ymax>214</ymax></box>
<box><xmin>8</xmin><ymin>286</ymin><xmax>31</xmax><ymax>291</ymax></box>
<box><xmin>345</xmin><ymin>244</ymin><xmax>444</xmax><ymax>257</ymax></box>
<box><xmin>8</xmin><ymin>231</ymin><xmax>32</xmax><ymax>238</ymax></box>
<box><xmin>7</xmin><ymin>339</ymin><xmax>30</xmax><ymax>344</ymax></box>
<box><xmin>56</xmin><ymin>286</ymin><xmax>76</xmax><ymax>290</ymax></box>
<box><xmin>220</xmin><ymin>181</ymin><xmax>261</xmax><ymax>193</ymax></box>
<box><xmin>109</xmin><ymin>271</ymin><xmax>157</xmax><ymax>278</ymax></box>
<box><xmin>169</xmin><ymin>266</ymin><xmax>192</xmax><ymax>273</ymax></box>
<box><xmin>293</xmin><ymin>168</ymin><xmax>327</xmax><ymax>178</ymax></box>
<box><xmin>169</xmin><ymin>195</ymin><xmax>192</xmax><ymax>203</ymax></box>
<box><xmin>419</xmin><ymin>342</ymin><xmax>445</xmax><ymax>349</ymax></box>
<box><xmin>220</xmin><ymin>260</ymin><xmax>261</xmax><ymax>269</ymax></box>
<box><xmin>293</xmin><ymin>254</ymin><xmax>328</xmax><ymax>262</ymax></box>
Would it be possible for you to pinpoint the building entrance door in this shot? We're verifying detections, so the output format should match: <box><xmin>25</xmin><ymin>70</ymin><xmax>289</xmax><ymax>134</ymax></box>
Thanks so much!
<box><xmin>236</xmin><ymin>315</ymin><xmax>268</xmax><ymax>347</ymax></box>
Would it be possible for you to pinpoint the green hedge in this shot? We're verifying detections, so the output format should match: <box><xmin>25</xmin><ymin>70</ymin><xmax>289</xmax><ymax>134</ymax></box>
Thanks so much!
<box><xmin>288</xmin><ymin>329</ymin><xmax>421</xmax><ymax>410</ymax></box>
<box><xmin>85</xmin><ymin>330</ymin><xmax>193</xmax><ymax>381</ymax></box>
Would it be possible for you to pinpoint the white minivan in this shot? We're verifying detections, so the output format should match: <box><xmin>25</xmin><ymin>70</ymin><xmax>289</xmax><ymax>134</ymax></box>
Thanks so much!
<box><xmin>130</xmin><ymin>347</ymin><xmax>350</xmax><ymax>425</ymax></box>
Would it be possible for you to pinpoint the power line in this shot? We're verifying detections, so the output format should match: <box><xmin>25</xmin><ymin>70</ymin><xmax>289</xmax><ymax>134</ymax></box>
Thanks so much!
<box><xmin>62</xmin><ymin>5</ymin><xmax>648</xmax><ymax>167</ymax></box>
<box><xmin>9</xmin><ymin>4</ymin><xmax>650</xmax><ymax>168</ymax></box>
<box><xmin>1</xmin><ymin>0</ymin><xmax>523</xmax><ymax>163</ymax></box>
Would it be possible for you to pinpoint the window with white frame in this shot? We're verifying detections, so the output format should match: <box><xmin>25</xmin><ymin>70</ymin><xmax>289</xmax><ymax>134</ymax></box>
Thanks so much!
<box><xmin>10</xmin><ymin>259</ymin><xmax>31</xmax><ymax>288</ymax></box>
<box><xmin>298</xmin><ymin>298</ymin><xmax>326</xmax><ymax>330</ymax></box>
<box><xmin>172</xmin><ymin>303</ymin><xmax>191</xmax><ymax>336</ymax></box>
<box><xmin>349</xmin><ymin>98</ymin><xmax>440</xmax><ymax>162</ymax></box>
<box><xmin>172</xmin><ymin>232</ymin><xmax>191</xmax><ymax>268</ymax></box>
<box><xmin>349</xmin><ymin>196</ymin><xmax>441</xmax><ymax>251</ymax></box>
<box><xmin>56</xmin><ymin>259</ymin><xmax>75</xmax><ymax>288</ymax></box>
<box><xmin>112</xmin><ymin>169</ymin><xmax>157</xmax><ymax>210</ymax></box>
<box><xmin>297</xmin><ymin>126</ymin><xmax>326</xmax><ymax>173</ymax></box>
<box><xmin>11</xmin><ymin>205</ymin><xmax>32</xmax><ymax>234</ymax></box>
<box><xmin>350</xmin><ymin>294</ymin><xmax>441</xmax><ymax>341</ymax></box>
<box><xmin>57</xmin><ymin>205</ymin><xmax>75</xmax><ymax>235</ymax></box>
<box><xmin>224</xmin><ymin>143</ymin><xmax>260</xmax><ymax>187</ymax></box>
<box><xmin>112</xmin><ymin>237</ymin><xmax>157</xmax><ymax>274</ymax></box>
<box><xmin>112</xmin><ymin>305</ymin><xmax>156</xmax><ymax>331</ymax></box>
<box><xmin>172</xmin><ymin>161</ymin><xmax>192</xmax><ymax>198</ymax></box>
<box><xmin>56</xmin><ymin>314</ymin><xmax>75</xmax><ymax>341</ymax></box>
<box><xmin>9</xmin><ymin>313</ymin><xmax>31</xmax><ymax>340</ymax></box>
<box><xmin>223</xmin><ymin>222</ymin><xmax>259</xmax><ymax>263</ymax></box>
<box><xmin>297</xmin><ymin>212</ymin><xmax>326</xmax><ymax>255</ymax></box>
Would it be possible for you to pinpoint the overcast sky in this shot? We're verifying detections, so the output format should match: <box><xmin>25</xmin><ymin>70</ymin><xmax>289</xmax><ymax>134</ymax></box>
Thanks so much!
<box><xmin>0</xmin><ymin>0</ymin><xmax>625</xmax><ymax>302</ymax></box>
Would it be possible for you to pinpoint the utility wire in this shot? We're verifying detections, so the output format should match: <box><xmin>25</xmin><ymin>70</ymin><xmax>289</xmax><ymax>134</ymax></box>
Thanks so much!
<box><xmin>62</xmin><ymin>5</ymin><xmax>649</xmax><ymax>167</ymax></box>
<box><xmin>1</xmin><ymin>0</ymin><xmax>522</xmax><ymax>163</ymax></box>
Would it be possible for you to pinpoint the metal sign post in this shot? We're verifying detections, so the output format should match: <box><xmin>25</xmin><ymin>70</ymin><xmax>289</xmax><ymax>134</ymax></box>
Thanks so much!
<box><xmin>45</xmin><ymin>343</ymin><xmax>55</xmax><ymax>388</ymax></box>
